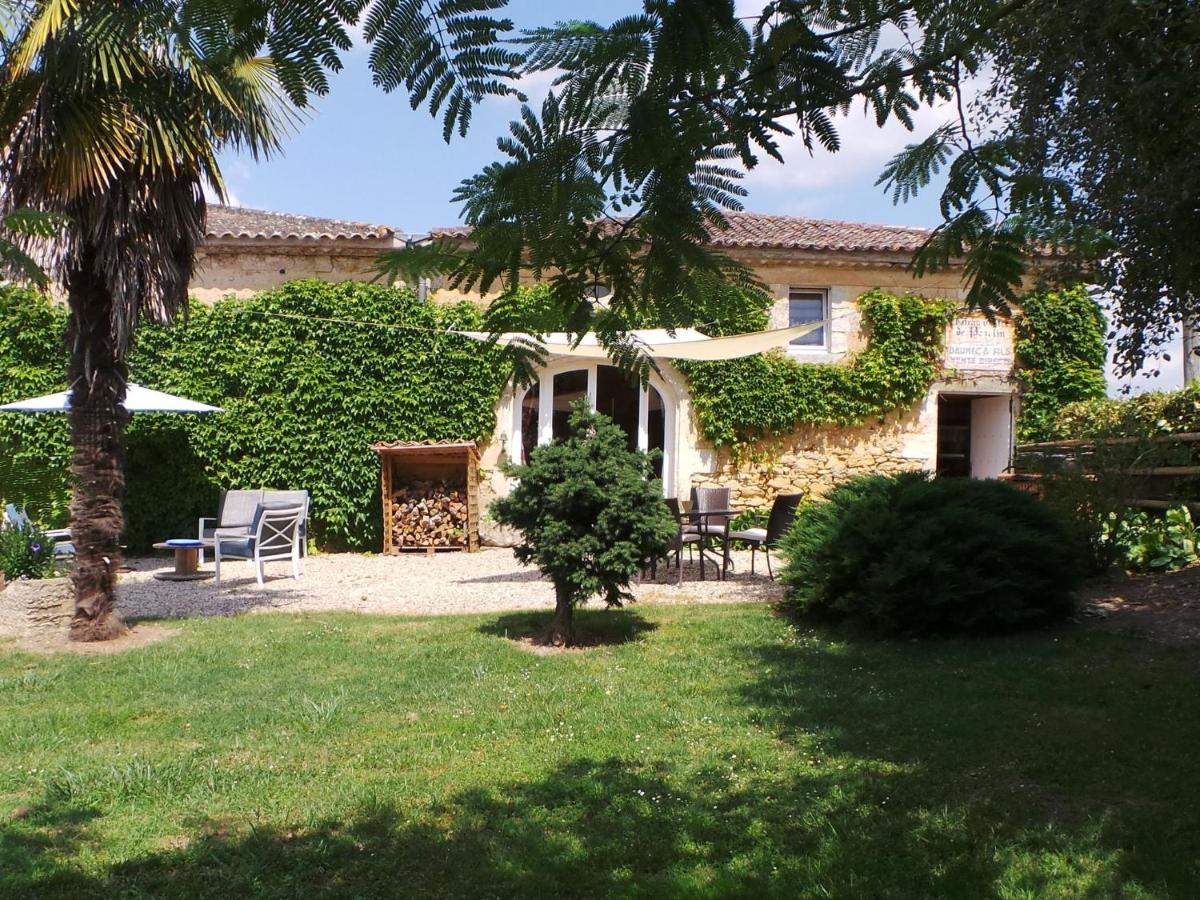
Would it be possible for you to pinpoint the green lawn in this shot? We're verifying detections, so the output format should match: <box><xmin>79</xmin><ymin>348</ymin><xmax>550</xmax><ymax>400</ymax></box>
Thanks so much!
<box><xmin>1</xmin><ymin>603</ymin><xmax>1197</xmax><ymax>898</ymax></box>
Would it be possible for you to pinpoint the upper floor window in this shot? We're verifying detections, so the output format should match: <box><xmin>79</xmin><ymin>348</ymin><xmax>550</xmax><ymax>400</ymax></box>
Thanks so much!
<box><xmin>788</xmin><ymin>288</ymin><xmax>828</xmax><ymax>348</ymax></box>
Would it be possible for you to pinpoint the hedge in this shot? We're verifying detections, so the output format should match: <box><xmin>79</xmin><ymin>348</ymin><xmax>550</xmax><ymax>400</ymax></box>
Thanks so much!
<box><xmin>779</xmin><ymin>472</ymin><xmax>1081</xmax><ymax>635</ymax></box>
<box><xmin>0</xmin><ymin>282</ymin><xmax>510</xmax><ymax>551</ymax></box>
<box><xmin>1055</xmin><ymin>381</ymin><xmax>1200</xmax><ymax>439</ymax></box>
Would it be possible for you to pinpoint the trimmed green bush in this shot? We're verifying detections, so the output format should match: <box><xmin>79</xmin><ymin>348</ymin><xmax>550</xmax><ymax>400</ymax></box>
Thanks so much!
<box><xmin>492</xmin><ymin>403</ymin><xmax>676</xmax><ymax>645</ymax></box>
<box><xmin>779</xmin><ymin>473</ymin><xmax>1081</xmax><ymax>635</ymax></box>
<box><xmin>1055</xmin><ymin>381</ymin><xmax>1200</xmax><ymax>439</ymax></box>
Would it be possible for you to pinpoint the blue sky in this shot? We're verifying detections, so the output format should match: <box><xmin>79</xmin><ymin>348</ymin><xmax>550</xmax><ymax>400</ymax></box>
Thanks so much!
<box><xmin>214</xmin><ymin>0</ymin><xmax>952</xmax><ymax>234</ymax></box>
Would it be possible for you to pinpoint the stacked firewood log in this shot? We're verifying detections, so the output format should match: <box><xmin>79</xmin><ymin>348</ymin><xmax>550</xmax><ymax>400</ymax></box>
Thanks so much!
<box><xmin>390</xmin><ymin>479</ymin><xmax>469</xmax><ymax>548</ymax></box>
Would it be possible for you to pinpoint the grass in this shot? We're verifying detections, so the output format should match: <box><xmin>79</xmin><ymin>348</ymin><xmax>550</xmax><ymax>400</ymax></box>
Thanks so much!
<box><xmin>1</xmin><ymin>603</ymin><xmax>1198</xmax><ymax>898</ymax></box>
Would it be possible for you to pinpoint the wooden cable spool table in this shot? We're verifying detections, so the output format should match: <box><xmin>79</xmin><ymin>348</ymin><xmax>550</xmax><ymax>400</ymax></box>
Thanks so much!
<box><xmin>151</xmin><ymin>540</ymin><xmax>214</xmax><ymax>581</ymax></box>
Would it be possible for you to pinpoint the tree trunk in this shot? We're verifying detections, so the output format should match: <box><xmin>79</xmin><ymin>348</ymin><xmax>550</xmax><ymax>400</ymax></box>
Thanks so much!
<box><xmin>1184</xmin><ymin>316</ymin><xmax>1199</xmax><ymax>385</ymax></box>
<box><xmin>65</xmin><ymin>256</ymin><xmax>128</xmax><ymax>642</ymax></box>
<box><xmin>541</xmin><ymin>583</ymin><xmax>575</xmax><ymax>647</ymax></box>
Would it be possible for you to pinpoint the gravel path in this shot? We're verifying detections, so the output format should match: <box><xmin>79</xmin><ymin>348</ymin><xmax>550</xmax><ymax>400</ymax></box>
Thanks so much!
<box><xmin>119</xmin><ymin>548</ymin><xmax>783</xmax><ymax>620</ymax></box>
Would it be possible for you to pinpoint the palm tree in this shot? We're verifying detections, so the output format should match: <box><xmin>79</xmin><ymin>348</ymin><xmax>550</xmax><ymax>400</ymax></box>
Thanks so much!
<box><xmin>0</xmin><ymin>1</ymin><xmax>294</xmax><ymax>639</ymax></box>
<box><xmin>0</xmin><ymin>0</ymin><xmax>522</xmax><ymax>640</ymax></box>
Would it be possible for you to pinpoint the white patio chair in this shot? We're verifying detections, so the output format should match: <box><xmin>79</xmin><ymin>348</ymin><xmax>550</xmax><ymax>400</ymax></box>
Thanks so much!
<box><xmin>198</xmin><ymin>490</ymin><xmax>262</xmax><ymax>564</ymax></box>
<box><xmin>199</xmin><ymin>489</ymin><xmax>310</xmax><ymax>563</ymax></box>
<box><xmin>214</xmin><ymin>502</ymin><xmax>305</xmax><ymax>587</ymax></box>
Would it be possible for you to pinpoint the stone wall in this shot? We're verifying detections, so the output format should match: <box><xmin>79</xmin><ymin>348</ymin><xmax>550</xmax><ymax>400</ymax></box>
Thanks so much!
<box><xmin>191</xmin><ymin>239</ymin><xmax>398</xmax><ymax>303</ymax></box>
<box><xmin>689</xmin><ymin>405</ymin><xmax>932</xmax><ymax>512</ymax></box>
<box><xmin>0</xmin><ymin>577</ymin><xmax>73</xmax><ymax>638</ymax></box>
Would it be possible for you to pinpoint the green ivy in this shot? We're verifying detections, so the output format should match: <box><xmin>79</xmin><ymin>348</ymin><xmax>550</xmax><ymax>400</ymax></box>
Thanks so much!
<box><xmin>0</xmin><ymin>282</ymin><xmax>511</xmax><ymax>552</ymax></box>
<box><xmin>1013</xmin><ymin>285</ymin><xmax>1108</xmax><ymax>442</ymax></box>
<box><xmin>0</xmin><ymin>278</ymin><xmax>1097</xmax><ymax>549</ymax></box>
<box><xmin>0</xmin><ymin>286</ymin><xmax>72</xmax><ymax>525</ymax></box>
<box><xmin>679</xmin><ymin>290</ymin><xmax>956</xmax><ymax>449</ymax></box>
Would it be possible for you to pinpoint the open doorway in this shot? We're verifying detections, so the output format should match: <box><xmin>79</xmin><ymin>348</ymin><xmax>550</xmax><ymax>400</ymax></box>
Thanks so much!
<box><xmin>936</xmin><ymin>393</ymin><xmax>1014</xmax><ymax>479</ymax></box>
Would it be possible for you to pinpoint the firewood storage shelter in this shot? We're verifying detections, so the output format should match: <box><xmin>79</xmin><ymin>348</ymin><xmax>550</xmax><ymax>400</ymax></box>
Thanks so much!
<box><xmin>373</xmin><ymin>440</ymin><xmax>481</xmax><ymax>553</ymax></box>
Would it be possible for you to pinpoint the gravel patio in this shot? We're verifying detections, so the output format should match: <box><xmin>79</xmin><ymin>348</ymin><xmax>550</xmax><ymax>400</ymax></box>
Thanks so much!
<box><xmin>118</xmin><ymin>547</ymin><xmax>783</xmax><ymax>620</ymax></box>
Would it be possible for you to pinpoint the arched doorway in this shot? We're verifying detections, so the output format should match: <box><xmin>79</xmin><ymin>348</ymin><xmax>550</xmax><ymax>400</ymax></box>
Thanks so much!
<box><xmin>514</xmin><ymin>362</ymin><xmax>675</xmax><ymax>492</ymax></box>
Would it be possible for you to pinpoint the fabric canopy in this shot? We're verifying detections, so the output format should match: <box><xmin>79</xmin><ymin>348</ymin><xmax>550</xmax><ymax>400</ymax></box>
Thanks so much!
<box><xmin>454</xmin><ymin>320</ymin><xmax>826</xmax><ymax>361</ymax></box>
<box><xmin>0</xmin><ymin>383</ymin><xmax>223</xmax><ymax>414</ymax></box>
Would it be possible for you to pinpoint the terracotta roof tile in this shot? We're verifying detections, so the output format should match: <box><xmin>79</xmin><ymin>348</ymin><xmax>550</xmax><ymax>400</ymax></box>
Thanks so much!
<box><xmin>428</xmin><ymin>212</ymin><xmax>932</xmax><ymax>253</ymax></box>
<box><xmin>207</xmin><ymin>205</ymin><xmax>396</xmax><ymax>241</ymax></box>
<box><xmin>710</xmin><ymin>212</ymin><xmax>930</xmax><ymax>252</ymax></box>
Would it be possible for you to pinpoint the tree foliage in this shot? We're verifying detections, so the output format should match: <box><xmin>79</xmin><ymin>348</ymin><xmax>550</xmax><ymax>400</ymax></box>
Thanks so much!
<box><xmin>491</xmin><ymin>403</ymin><xmax>675</xmax><ymax>646</ymax></box>
<box><xmin>0</xmin><ymin>0</ymin><xmax>305</xmax><ymax>357</ymax></box>
<box><xmin>885</xmin><ymin>0</ymin><xmax>1200</xmax><ymax>372</ymax></box>
<box><xmin>378</xmin><ymin>0</ymin><xmax>1033</xmax><ymax>372</ymax></box>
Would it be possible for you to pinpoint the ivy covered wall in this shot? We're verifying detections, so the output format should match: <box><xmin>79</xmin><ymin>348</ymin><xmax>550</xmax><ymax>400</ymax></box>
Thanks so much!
<box><xmin>1012</xmin><ymin>285</ymin><xmax>1108</xmax><ymax>442</ymax></box>
<box><xmin>2</xmin><ymin>277</ymin><xmax>1103</xmax><ymax>550</ymax></box>
<box><xmin>0</xmin><ymin>282</ymin><xmax>510</xmax><ymax>551</ymax></box>
<box><xmin>681</xmin><ymin>290</ymin><xmax>957</xmax><ymax>450</ymax></box>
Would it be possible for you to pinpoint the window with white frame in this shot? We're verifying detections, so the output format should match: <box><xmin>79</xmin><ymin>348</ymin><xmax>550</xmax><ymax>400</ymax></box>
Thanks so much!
<box><xmin>788</xmin><ymin>287</ymin><xmax>828</xmax><ymax>348</ymax></box>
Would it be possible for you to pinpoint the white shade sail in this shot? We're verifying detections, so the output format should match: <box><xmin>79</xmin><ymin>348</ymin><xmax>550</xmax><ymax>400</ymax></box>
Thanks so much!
<box><xmin>0</xmin><ymin>383</ymin><xmax>223</xmax><ymax>414</ymax></box>
<box><xmin>455</xmin><ymin>320</ymin><xmax>826</xmax><ymax>361</ymax></box>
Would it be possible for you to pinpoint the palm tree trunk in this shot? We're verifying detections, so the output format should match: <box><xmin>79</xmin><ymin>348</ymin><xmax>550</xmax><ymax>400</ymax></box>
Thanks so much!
<box><xmin>65</xmin><ymin>255</ymin><xmax>128</xmax><ymax>642</ymax></box>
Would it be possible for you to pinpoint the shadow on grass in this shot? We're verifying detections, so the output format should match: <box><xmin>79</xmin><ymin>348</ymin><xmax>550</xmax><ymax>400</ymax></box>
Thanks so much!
<box><xmin>479</xmin><ymin>607</ymin><xmax>658</xmax><ymax>648</ymax></box>
<box><xmin>0</xmin><ymin>756</ymin><xmax>1001</xmax><ymax>899</ymax></box>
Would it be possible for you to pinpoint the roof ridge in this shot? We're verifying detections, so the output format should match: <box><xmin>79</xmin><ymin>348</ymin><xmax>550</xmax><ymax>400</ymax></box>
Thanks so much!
<box><xmin>206</xmin><ymin>204</ymin><xmax>397</xmax><ymax>239</ymax></box>
<box><xmin>427</xmin><ymin>211</ymin><xmax>935</xmax><ymax>253</ymax></box>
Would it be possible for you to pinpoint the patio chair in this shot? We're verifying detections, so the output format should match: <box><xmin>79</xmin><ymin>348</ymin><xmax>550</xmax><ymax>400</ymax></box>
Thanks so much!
<box><xmin>688</xmin><ymin>486</ymin><xmax>732</xmax><ymax>577</ymax></box>
<box><xmin>648</xmin><ymin>497</ymin><xmax>703</xmax><ymax>584</ymax></box>
<box><xmin>214</xmin><ymin>502</ymin><xmax>306</xmax><ymax>586</ymax></box>
<box><xmin>199</xmin><ymin>489</ymin><xmax>309</xmax><ymax>563</ymax></box>
<box><xmin>4</xmin><ymin>503</ymin><xmax>75</xmax><ymax>557</ymax></box>
<box><xmin>728</xmin><ymin>493</ymin><xmax>804</xmax><ymax>579</ymax></box>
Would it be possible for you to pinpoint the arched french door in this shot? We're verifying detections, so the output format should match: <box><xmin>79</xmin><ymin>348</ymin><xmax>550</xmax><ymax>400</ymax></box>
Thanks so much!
<box><xmin>515</xmin><ymin>362</ymin><xmax>675</xmax><ymax>493</ymax></box>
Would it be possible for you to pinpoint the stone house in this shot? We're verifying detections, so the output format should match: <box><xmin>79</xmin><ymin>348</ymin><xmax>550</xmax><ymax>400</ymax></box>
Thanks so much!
<box><xmin>194</xmin><ymin>206</ymin><xmax>1019</xmax><ymax>516</ymax></box>
<box><xmin>193</xmin><ymin>205</ymin><xmax>405</xmax><ymax>302</ymax></box>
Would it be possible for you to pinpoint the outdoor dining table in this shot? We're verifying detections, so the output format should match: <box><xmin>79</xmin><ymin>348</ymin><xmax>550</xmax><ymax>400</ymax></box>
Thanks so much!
<box><xmin>679</xmin><ymin>508</ymin><xmax>735</xmax><ymax>581</ymax></box>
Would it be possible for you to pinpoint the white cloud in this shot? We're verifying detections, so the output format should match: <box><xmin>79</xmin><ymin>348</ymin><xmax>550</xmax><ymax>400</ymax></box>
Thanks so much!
<box><xmin>203</xmin><ymin>178</ymin><xmax>242</xmax><ymax>208</ymax></box>
<box><xmin>741</xmin><ymin>98</ymin><xmax>954</xmax><ymax>195</ymax></box>
<box><xmin>499</xmin><ymin>67</ymin><xmax>563</xmax><ymax>107</ymax></box>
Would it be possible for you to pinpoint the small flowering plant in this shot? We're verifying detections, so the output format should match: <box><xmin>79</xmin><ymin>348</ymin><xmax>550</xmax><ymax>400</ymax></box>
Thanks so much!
<box><xmin>0</xmin><ymin>518</ymin><xmax>59</xmax><ymax>581</ymax></box>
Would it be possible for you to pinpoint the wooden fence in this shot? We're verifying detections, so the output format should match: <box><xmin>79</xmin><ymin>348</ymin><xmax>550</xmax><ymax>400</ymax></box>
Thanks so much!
<box><xmin>1008</xmin><ymin>433</ymin><xmax>1200</xmax><ymax>512</ymax></box>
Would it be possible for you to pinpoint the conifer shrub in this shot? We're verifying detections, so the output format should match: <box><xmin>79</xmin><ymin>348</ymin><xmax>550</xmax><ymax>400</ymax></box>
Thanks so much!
<box><xmin>779</xmin><ymin>473</ymin><xmax>1081</xmax><ymax>635</ymax></box>
<box><xmin>491</xmin><ymin>403</ymin><xmax>676</xmax><ymax>646</ymax></box>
